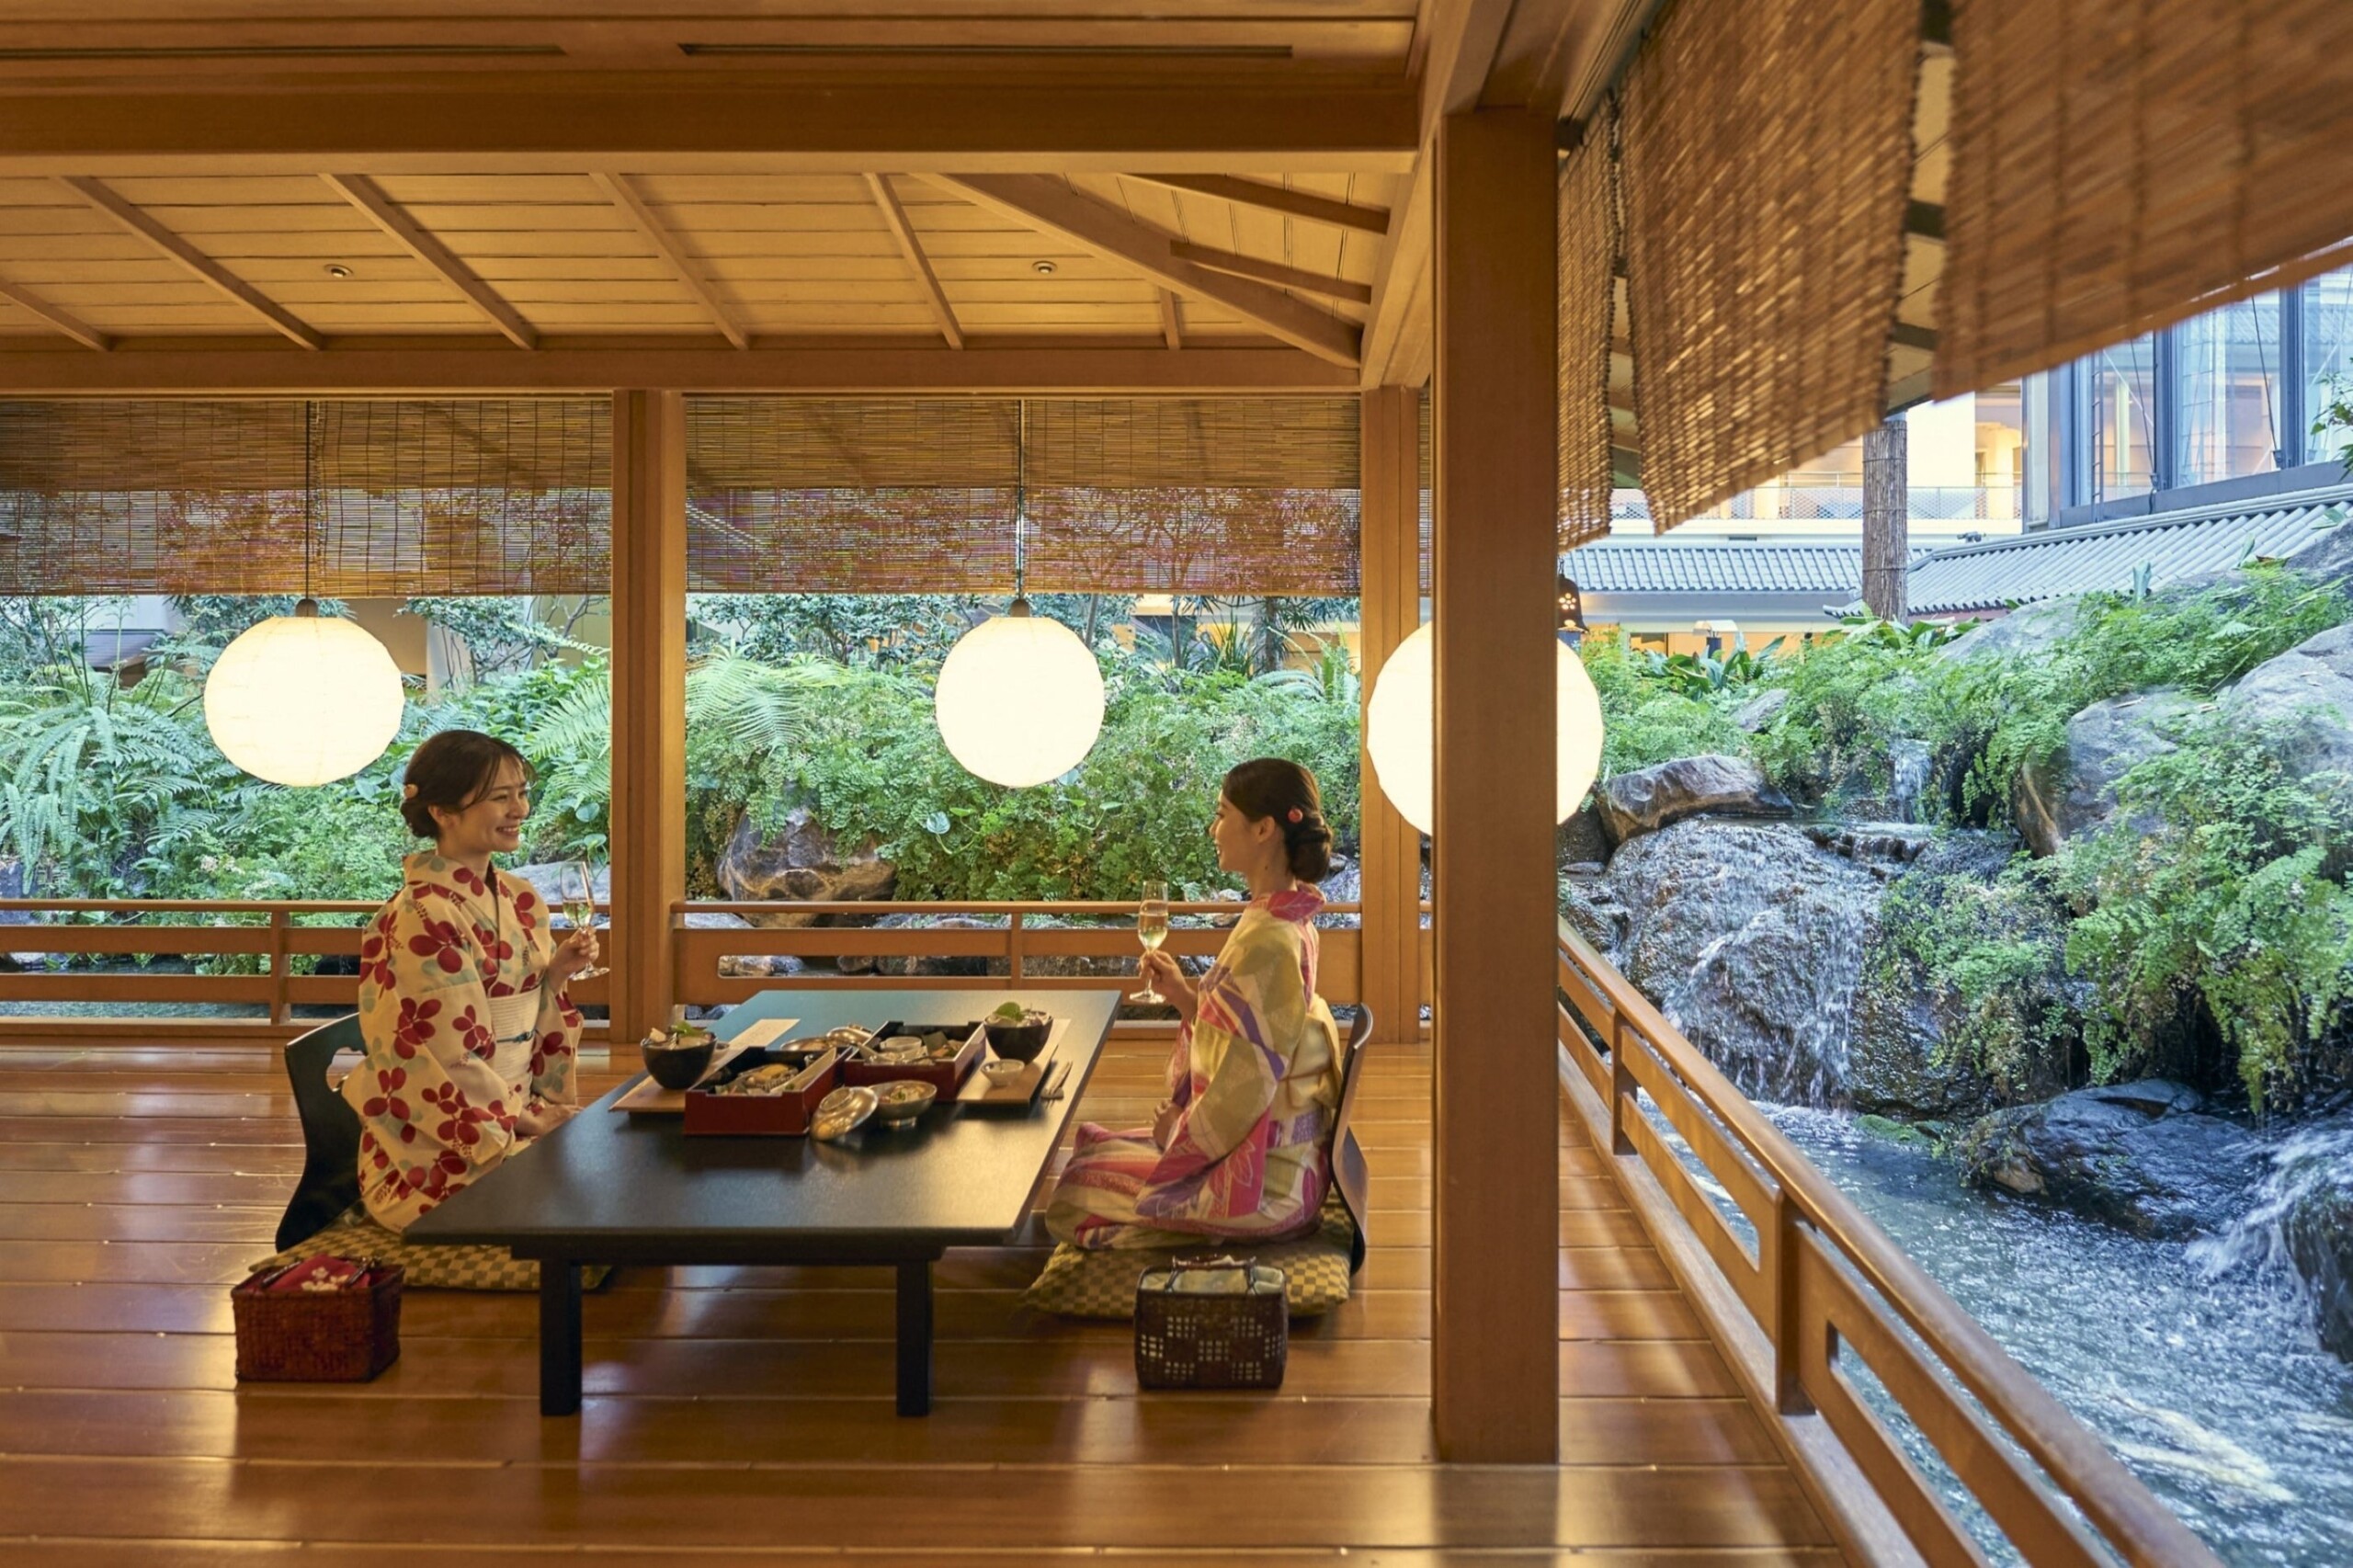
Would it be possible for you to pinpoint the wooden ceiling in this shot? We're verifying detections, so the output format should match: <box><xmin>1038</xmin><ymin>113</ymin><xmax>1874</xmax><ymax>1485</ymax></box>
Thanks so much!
<box><xmin>0</xmin><ymin>0</ymin><xmax>1659</xmax><ymax>395</ymax></box>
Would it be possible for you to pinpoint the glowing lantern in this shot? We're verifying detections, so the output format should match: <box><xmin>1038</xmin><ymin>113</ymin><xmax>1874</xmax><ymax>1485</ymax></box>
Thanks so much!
<box><xmin>933</xmin><ymin>599</ymin><xmax>1105</xmax><ymax>788</ymax></box>
<box><xmin>203</xmin><ymin>599</ymin><xmax>405</xmax><ymax>786</ymax></box>
<box><xmin>1363</xmin><ymin>620</ymin><xmax>1605</xmax><ymax>835</ymax></box>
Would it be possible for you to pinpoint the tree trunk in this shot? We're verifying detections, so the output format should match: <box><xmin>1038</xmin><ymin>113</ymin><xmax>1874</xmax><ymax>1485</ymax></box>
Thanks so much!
<box><xmin>1862</xmin><ymin>415</ymin><xmax>1909</xmax><ymax>622</ymax></box>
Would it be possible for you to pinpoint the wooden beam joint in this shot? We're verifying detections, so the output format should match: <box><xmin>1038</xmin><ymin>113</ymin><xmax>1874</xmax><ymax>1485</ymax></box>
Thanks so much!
<box><xmin>323</xmin><ymin>172</ymin><xmax>539</xmax><ymax>349</ymax></box>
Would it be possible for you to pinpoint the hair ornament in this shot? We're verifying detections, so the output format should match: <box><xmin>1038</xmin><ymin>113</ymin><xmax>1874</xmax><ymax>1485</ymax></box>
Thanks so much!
<box><xmin>1286</xmin><ymin>807</ymin><xmax>1303</xmax><ymax>824</ymax></box>
<box><xmin>402</xmin><ymin>783</ymin><xmax>418</xmax><ymax>799</ymax></box>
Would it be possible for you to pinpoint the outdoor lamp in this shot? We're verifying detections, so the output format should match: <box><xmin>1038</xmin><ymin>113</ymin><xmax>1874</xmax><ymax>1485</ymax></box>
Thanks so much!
<box><xmin>933</xmin><ymin>597</ymin><xmax>1106</xmax><ymax>788</ymax></box>
<box><xmin>203</xmin><ymin>599</ymin><xmax>405</xmax><ymax>787</ymax></box>
<box><xmin>1364</xmin><ymin>620</ymin><xmax>1606</xmax><ymax>835</ymax></box>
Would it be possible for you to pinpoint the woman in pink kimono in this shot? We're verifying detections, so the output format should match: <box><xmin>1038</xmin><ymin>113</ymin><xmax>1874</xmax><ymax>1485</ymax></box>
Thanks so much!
<box><xmin>344</xmin><ymin>730</ymin><xmax>599</xmax><ymax>1233</ymax></box>
<box><xmin>1046</xmin><ymin>757</ymin><xmax>1345</xmax><ymax>1251</ymax></box>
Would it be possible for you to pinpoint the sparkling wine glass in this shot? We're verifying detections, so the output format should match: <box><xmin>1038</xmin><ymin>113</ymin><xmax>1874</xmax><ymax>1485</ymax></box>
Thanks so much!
<box><xmin>562</xmin><ymin>860</ymin><xmax>608</xmax><ymax>980</ymax></box>
<box><xmin>1134</xmin><ymin>881</ymin><xmax>1170</xmax><ymax>1005</ymax></box>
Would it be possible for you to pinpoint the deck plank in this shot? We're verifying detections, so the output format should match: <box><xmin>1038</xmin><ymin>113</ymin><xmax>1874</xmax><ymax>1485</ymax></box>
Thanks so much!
<box><xmin>0</xmin><ymin>1035</ymin><xmax>1838</xmax><ymax>1562</ymax></box>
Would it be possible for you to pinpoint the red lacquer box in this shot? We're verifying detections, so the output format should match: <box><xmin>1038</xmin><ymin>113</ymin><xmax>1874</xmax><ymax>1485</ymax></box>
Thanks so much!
<box><xmin>683</xmin><ymin>1047</ymin><xmax>841</xmax><ymax>1136</ymax></box>
<box><xmin>838</xmin><ymin>1020</ymin><xmax>985</xmax><ymax>1096</ymax></box>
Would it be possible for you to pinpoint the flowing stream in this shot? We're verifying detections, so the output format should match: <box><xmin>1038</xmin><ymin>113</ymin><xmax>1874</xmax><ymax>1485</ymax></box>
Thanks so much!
<box><xmin>1764</xmin><ymin>1106</ymin><xmax>2353</xmax><ymax>1567</ymax></box>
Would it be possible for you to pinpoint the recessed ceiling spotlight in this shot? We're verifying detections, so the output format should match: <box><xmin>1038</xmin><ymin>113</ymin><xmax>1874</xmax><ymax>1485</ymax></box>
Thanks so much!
<box><xmin>324</xmin><ymin>263</ymin><xmax>353</xmax><ymax>279</ymax></box>
<box><xmin>1031</xmin><ymin>259</ymin><xmax>1058</xmax><ymax>276</ymax></box>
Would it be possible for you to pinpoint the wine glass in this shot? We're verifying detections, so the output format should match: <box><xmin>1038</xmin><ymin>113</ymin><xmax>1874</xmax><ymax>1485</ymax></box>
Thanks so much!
<box><xmin>561</xmin><ymin>860</ymin><xmax>608</xmax><ymax>980</ymax></box>
<box><xmin>1134</xmin><ymin>881</ymin><xmax>1170</xmax><ymax>1005</ymax></box>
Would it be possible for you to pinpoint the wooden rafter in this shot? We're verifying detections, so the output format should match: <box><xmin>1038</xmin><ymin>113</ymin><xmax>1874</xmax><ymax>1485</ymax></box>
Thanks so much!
<box><xmin>0</xmin><ymin>341</ymin><xmax>1358</xmax><ymax>395</ymax></box>
<box><xmin>321</xmin><ymin>173</ymin><xmax>538</xmax><ymax>350</ymax></box>
<box><xmin>58</xmin><ymin>175</ymin><xmax>321</xmax><ymax>349</ymax></box>
<box><xmin>865</xmin><ymin>173</ymin><xmax>963</xmax><ymax>351</ymax></box>
<box><xmin>590</xmin><ymin>170</ymin><xmax>750</xmax><ymax>349</ymax></box>
<box><xmin>1168</xmin><ymin>240</ymin><xmax>1372</xmax><ymax>304</ymax></box>
<box><xmin>0</xmin><ymin>275</ymin><xmax>108</xmax><ymax>351</ymax></box>
<box><xmin>1123</xmin><ymin>174</ymin><xmax>1390</xmax><ymax>234</ymax></box>
<box><xmin>928</xmin><ymin>174</ymin><xmax>1360</xmax><ymax>368</ymax></box>
<box><xmin>1158</xmin><ymin>290</ymin><xmax>1183</xmax><ymax>349</ymax></box>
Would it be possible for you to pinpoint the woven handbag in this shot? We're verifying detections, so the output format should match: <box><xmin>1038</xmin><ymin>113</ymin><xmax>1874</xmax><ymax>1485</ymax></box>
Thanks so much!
<box><xmin>233</xmin><ymin>1256</ymin><xmax>403</xmax><ymax>1382</ymax></box>
<box><xmin>1133</xmin><ymin>1254</ymin><xmax>1288</xmax><ymax>1390</ymax></box>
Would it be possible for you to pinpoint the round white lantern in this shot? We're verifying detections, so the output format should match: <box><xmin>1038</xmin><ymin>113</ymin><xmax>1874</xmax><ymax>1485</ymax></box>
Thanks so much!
<box><xmin>1364</xmin><ymin>620</ymin><xmax>1605</xmax><ymax>835</ymax></box>
<box><xmin>203</xmin><ymin>600</ymin><xmax>405</xmax><ymax>787</ymax></box>
<box><xmin>933</xmin><ymin>599</ymin><xmax>1106</xmax><ymax>788</ymax></box>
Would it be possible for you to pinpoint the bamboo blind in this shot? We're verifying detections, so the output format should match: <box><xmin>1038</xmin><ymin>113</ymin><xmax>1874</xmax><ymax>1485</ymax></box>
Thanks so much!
<box><xmin>0</xmin><ymin>400</ymin><xmax>609</xmax><ymax>597</ymax></box>
<box><xmin>1621</xmin><ymin>0</ymin><xmax>1919</xmax><ymax>530</ymax></box>
<box><xmin>1936</xmin><ymin>0</ymin><xmax>2353</xmax><ymax>397</ymax></box>
<box><xmin>1416</xmin><ymin>390</ymin><xmax>1432</xmax><ymax>595</ymax></box>
<box><xmin>0</xmin><ymin>396</ymin><xmax>1363</xmax><ymax>598</ymax></box>
<box><xmin>1557</xmin><ymin>115</ymin><xmax>1619</xmax><ymax>552</ymax></box>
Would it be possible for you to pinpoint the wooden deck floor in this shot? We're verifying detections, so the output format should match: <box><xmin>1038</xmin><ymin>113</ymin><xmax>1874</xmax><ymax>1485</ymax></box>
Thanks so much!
<box><xmin>0</xmin><ymin>1035</ymin><xmax>1841</xmax><ymax>1565</ymax></box>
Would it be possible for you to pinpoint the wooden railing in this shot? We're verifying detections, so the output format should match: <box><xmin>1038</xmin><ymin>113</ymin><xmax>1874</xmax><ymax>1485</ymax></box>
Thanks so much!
<box><xmin>1555</xmin><ymin>920</ymin><xmax>2222</xmax><ymax>1568</ymax></box>
<box><xmin>0</xmin><ymin>895</ymin><xmax>1360</xmax><ymax>1039</ymax></box>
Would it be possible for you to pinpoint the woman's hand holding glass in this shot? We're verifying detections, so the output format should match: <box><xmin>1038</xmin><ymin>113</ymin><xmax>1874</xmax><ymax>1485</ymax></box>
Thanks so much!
<box><xmin>547</xmin><ymin>926</ymin><xmax>601</xmax><ymax>989</ymax></box>
<box><xmin>1135</xmin><ymin>949</ymin><xmax>1198</xmax><ymax>1026</ymax></box>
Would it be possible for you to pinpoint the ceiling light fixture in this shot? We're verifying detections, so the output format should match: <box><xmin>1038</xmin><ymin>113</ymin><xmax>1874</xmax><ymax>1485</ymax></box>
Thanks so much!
<box><xmin>1031</xmin><ymin>259</ymin><xmax>1058</xmax><ymax>276</ymax></box>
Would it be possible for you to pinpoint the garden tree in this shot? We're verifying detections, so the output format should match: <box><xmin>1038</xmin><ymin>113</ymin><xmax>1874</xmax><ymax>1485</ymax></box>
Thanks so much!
<box><xmin>401</xmin><ymin>595</ymin><xmax>601</xmax><ymax>677</ymax></box>
<box><xmin>687</xmin><ymin>592</ymin><xmax>1135</xmax><ymax>668</ymax></box>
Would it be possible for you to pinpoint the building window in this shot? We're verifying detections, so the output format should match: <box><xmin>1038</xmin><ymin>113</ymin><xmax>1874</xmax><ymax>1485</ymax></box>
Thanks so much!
<box><xmin>2177</xmin><ymin>292</ymin><xmax>2283</xmax><ymax>484</ymax></box>
<box><xmin>2306</xmin><ymin>271</ymin><xmax>2353</xmax><ymax>468</ymax></box>
<box><xmin>2089</xmin><ymin>335</ymin><xmax>2159</xmax><ymax>501</ymax></box>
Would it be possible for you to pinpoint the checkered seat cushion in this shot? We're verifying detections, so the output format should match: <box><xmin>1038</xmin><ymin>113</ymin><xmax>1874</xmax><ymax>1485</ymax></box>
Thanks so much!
<box><xmin>1023</xmin><ymin>1191</ymin><xmax>1357</xmax><ymax>1319</ymax></box>
<box><xmin>252</xmin><ymin>1203</ymin><xmax>611</xmax><ymax>1292</ymax></box>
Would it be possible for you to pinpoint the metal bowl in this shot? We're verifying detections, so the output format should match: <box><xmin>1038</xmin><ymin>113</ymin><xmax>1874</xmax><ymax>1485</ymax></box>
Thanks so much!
<box><xmin>870</xmin><ymin>1079</ymin><xmax>938</xmax><ymax>1128</ymax></box>
<box><xmin>812</xmin><ymin>1085</ymin><xmax>878</xmax><ymax>1142</ymax></box>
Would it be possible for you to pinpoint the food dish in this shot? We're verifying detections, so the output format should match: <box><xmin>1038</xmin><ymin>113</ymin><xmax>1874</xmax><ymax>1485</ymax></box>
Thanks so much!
<box><xmin>980</xmin><ymin>1058</ymin><xmax>1027</xmax><ymax>1087</ymax></box>
<box><xmin>639</xmin><ymin>1027</ymin><xmax>716</xmax><ymax>1089</ymax></box>
<box><xmin>870</xmin><ymin>1080</ymin><xmax>938</xmax><ymax>1128</ymax></box>
<box><xmin>811</xmin><ymin>1085</ymin><xmax>879</xmax><ymax>1142</ymax></box>
<box><xmin>983</xmin><ymin>1004</ymin><xmax>1054</xmax><ymax>1062</ymax></box>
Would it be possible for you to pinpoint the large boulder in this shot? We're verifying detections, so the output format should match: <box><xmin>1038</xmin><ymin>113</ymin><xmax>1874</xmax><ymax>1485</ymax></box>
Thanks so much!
<box><xmin>2012</xmin><ymin>688</ymin><xmax>2203</xmax><ymax>858</ymax></box>
<box><xmin>2220</xmin><ymin>622</ymin><xmax>2353</xmax><ymax>781</ymax></box>
<box><xmin>1557</xmin><ymin>806</ymin><xmax>1612</xmax><ymax>870</ymax></box>
<box><xmin>1958</xmin><ymin>1081</ymin><xmax>2265</xmax><ymax>1239</ymax></box>
<box><xmin>716</xmin><ymin>807</ymin><xmax>896</xmax><ymax>927</ymax></box>
<box><xmin>1937</xmin><ymin>598</ymin><xmax>2081</xmax><ymax>666</ymax></box>
<box><xmin>1595</xmin><ymin>755</ymin><xmax>1793</xmax><ymax>844</ymax></box>
<box><xmin>2277</xmin><ymin>1128</ymin><xmax>2353</xmax><ymax>1359</ymax></box>
<box><xmin>1587</xmin><ymin>819</ymin><xmax>1879</xmax><ymax>1106</ymax></box>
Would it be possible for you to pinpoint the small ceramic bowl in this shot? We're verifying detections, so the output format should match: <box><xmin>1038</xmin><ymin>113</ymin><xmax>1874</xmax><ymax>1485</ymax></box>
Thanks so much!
<box><xmin>870</xmin><ymin>1079</ymin><xmax>938</xmax><ymax>1128</ymax></box>
<box><xmin>983</xmin><ymin>1010</ymin><xmax>1053</xmax><ymax>1062</ymax></box>
<box><xmin>981</xmin><ymin>1059</ymin><xmax>1028</xmax><ymax>1089</ymax></box>
<box><xmin>641</xmin><ymin>1031</ymin><xmax>716</xmax><ymax>1090</ymax></box>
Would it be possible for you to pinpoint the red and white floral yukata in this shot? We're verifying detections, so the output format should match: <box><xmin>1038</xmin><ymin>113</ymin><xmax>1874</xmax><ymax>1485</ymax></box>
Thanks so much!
<box><xmin>1044</xmin><ymin>886</ymin><xmax>1343</xmax><ymax>1250</ymax></box>
<box><xmin>342</xmin><ymin>851</ymin><xmax>582</xmax><ymax>1233</ymax></box>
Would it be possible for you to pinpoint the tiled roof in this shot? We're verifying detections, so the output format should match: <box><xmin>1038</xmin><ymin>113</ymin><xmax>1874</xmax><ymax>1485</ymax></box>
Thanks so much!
<box><xmin>1561</xmin><ymin>539</ymin><xmax>1881</xmax><ymax>596</ymax></box>
<box><xmin>1893</xmin><ymin>485</ymin><xmax>2353</xmax><ymax>616</ymax></box>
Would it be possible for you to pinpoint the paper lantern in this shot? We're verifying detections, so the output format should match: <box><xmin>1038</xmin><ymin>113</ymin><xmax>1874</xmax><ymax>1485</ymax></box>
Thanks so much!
<box><xmin>204</xmin><ymin>600</ymin><xmax>405</xmax><ymax>787</ymax></box>
<box><xmin>933</xmin><ymin>600</ymin><xmax>1106</xmax><ymax>788</ymax></box>
<box><xmin>1364</xmin><ymin>621</ymin><xmax>1606</xmax><ymax>835</ymax></box>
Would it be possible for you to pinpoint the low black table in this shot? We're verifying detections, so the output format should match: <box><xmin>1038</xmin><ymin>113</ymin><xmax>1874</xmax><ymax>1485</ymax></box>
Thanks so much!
<box><xmin>408</xmin><ymin>985</ymin><xmax>1120</xmax><ymax>1417</ymax></box>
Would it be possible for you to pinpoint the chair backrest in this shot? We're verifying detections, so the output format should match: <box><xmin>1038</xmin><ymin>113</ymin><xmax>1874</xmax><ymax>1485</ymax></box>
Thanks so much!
<box><xmin>1329</xmin><ymin>1006</ymin><xmax>1374</xmax><ymax>1275</ymax></box>
<box><xmin>276</xmin><ymin>1014</ymin><xmax>367</xmax><ymax>1252</ymax></box>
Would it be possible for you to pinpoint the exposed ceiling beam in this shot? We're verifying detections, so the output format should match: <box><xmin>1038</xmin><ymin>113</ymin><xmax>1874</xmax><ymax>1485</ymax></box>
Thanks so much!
<box><xmin>0</xmin><ymin>340</ymin><xmax>1359</xmax><ymax>395</ymax></box>
<box><xmin>0</xmin><ymin>81</ymin><xmax>1418</xmax><ymax>176</ymax></box>
<box><xmin>929</xmin><ymin>174</ymin><xmax>1361</xmax><ymax>368</ymax></box>
<box><xmin>0</xmin><ymin>276</ymin><xmax>109</xmax><ymax>351</ymax></box>
<box><xmin>58</xmin><ymin>175</ymin><xmax>322</xmax><ymax>349</ymax></box>
<box><xmin>1122</xmin><ymin>174</ymin><xmax>1391</xmax><ymax>235</ymax></box>
<box><xmin>322</xmin><ymin>173</ymin><xmax>539</xmax><ymax>349</ymax></box>
<box><xmin>865</xmin><ymin>173</ymin><xmax>963</xmax><ymax>351</ymax></box>
<box><xmin>1158</xmin><ymin>290</ymin><xmax>1184</xmax><ymax>350</ymax></box>
<box><xmin>1168</xmin><ymin>240</ymin><xmax>1373</xmax><ymax>304</ymax></box>
<box><xmin>591</xmin><ymin>169</ymin><xmax>750</xmax><ymax>350</ymax></box>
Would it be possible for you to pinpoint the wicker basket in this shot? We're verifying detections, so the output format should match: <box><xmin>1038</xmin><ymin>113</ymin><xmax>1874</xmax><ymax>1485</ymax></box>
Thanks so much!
<box><xmin>233</xmin><ymin>1260</ymin><xmax>403</xmax><ymax>1382</ymax></box>
<box><xmin>1133</xmin><ymin>1255</ymin><xmax>1287</xmax><ymax>1390</ymax></box>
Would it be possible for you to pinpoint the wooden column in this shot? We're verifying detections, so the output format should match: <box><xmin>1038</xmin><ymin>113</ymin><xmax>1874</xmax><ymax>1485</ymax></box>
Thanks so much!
<box><xmin>1430</xmin><ymin>108</ymin><xmax>1561</xmax><ymax>1464</ymax></box>
<box><xmin>1862</xmin><ymin>415</ymin><xmax>1909</xmax><ymax>620</ymax></box>
<box><xmin>608</xmin><ymin>389</ymin><xmax>688</xmax><ymax>1047</ymax></box>
<box><xmin>1357</xmin><ymin>384</ymin><xmax>1423</xmax><ymax>1045</ymax></box>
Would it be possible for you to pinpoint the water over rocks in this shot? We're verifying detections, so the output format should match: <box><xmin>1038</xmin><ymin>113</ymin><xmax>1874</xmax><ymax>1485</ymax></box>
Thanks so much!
<box><xmin>1957</xmin><ymin>1081</ymin><xmax>2266</xmax><ymax>1240</ymax></box>
<box><xmin>717</xmin><ymin>807</ymin><xmax>896</xmax><ymax>926</ymax></box>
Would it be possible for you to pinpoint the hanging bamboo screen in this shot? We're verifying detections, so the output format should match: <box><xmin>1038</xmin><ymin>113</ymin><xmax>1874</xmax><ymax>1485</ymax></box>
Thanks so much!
<box><xmin>1620</xmin><ymin>0</ymin><xmax>1919</xmax><ymax>530</ymax></box>
<box><xmin>1556</xmin><ymin>117</ymin><xmax>1619</xmax><ymax>552</ymax></box>
<box><xmin>1416</xmin><ymin>389</ymin><xmax>1431</xmax><ymax>595</ymax></box>
<box><xmin>1021</xmin><ymin>398</ymin><xmax>1358</xmax><ymax>595</ymax></box>
<box><xmin>1936</xmin><ymin>0</ymin><xmax>2353</xmax><ymax>398</ymax></box>
<box><xmin>686</xmin><ymin>398</ymin><xmax>1020</xmax><ymax>594</ymax></box>
<box><xmin>0</xmin><ymin>399</ymin><xmax>609</xmax><ymax>596</ymax></box>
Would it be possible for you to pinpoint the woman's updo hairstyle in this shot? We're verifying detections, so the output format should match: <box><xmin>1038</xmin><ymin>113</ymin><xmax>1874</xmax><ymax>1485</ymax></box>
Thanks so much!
<box><xmin>1222</xmin><ymin>757</ymin><xmax>1334</xmax><ymax>883</ymax></box>
<box><xmin>399</xmin><ymin>730</ymin><xmax>532</xmax><ymax>840</ymax></box>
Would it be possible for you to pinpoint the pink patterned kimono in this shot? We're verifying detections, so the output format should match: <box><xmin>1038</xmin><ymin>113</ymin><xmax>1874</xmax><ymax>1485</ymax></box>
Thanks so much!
<box><xmin>1046</xmin><ymin>886</ymin><xmax>1343</xmax><ymax>1251</ymax></box>
<box><xmin>342</xmin><ymin>851</ymin><xmax>582</xmax><ymax>1232</ymax></box>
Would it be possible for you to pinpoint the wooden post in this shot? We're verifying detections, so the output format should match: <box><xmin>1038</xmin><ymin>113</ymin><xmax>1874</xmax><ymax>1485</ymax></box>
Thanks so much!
<box><xmin>1429</xmin><ymin>108</ymin><xmax>1561</xmax><ymax>1464</ymax></box>
<box><xmin>1861</xmin><ymin>415</ymin><xmax>1909</xmax><ymax>620</ymax></box>
<box><xmin>608</xmin><ymin>390</ymin><xmax>688</xmax><ymax>1048</ymax></box>
<box><xmin>1357</xmin><ymin>384</ymin><xmax>1423</xmax><ymax>1046</ymax></box>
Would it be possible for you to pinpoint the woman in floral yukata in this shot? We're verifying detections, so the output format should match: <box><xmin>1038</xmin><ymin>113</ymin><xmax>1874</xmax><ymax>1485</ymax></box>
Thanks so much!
<box><xmin>1045</xmin><ymin>757</ymin><xmax>1345</xmax><ymax>1251</ymax></box>
<box><xmin>343</xmin><ymin>730</ymin><xmax>600</xmax><ymax>1233</ymax></box>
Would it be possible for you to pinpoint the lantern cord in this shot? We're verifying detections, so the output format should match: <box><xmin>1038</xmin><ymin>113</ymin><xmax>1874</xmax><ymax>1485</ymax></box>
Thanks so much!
<box><xmin>301</xmin><ymin>400</ymin><xmax>316</xmax><ymax>608</ymax></box>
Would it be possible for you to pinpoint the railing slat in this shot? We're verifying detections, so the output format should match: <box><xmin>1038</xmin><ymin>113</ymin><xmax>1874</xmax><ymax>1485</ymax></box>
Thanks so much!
<box><xmin>1624</xmin><ymin>1105</ymin><xmax>1769</xmax><ymax>1325</ymax></box>
<box><xmin>1617</xmin><ymin>1029</ymin><xmax>1776</xmax><ymax>1233</ymax></box>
